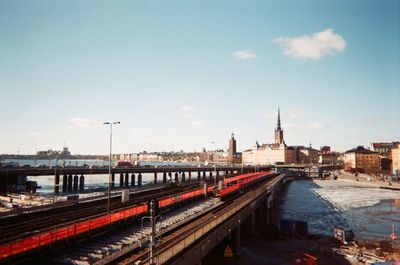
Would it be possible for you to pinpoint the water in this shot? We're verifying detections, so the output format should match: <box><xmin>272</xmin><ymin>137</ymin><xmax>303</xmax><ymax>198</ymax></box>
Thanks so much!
<box><xmin>277</xmin><ymin>179</ymin><xmax>400</xmax><ymax>240</ymax></box>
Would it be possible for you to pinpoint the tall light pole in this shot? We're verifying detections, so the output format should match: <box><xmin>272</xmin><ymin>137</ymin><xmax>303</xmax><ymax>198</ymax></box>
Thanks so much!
<box><xmin>104</xmin><ymin>121</ymin><xmax>120</xmax><ymax>214</ymax></box>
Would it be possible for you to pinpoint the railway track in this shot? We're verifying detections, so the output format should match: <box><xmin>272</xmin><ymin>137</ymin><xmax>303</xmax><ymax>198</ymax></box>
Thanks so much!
<box><xmin>0</xmin><ymin>180</ymin><xmax>214</xmax><ymax>244</ymax></box>
<box><xmin>107</xmin><ymin>174</ymin><xmax>280</xmax><ymax>265</ymax></box>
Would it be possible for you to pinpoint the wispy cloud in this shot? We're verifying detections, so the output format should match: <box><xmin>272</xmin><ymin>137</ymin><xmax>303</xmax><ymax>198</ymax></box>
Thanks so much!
<box><xmin>181</xmin><ymin>105</ymin><xmax>196</xmax><ymax>112</ymax></box>
<box><xmin>68</xmin><ymin>118</ymin><xmax>101</xmax><ymax>129</ymax></box>
<box><xmin>191</xmin><ymin>120</ymin><xmax>206</xmax><ymax>127</ymax></box>
<box><xmin>360</xmin><ymin>117</ymin><xmax>379</xmax><ymax>123</ymax></box>
<box><xmin>233</xmin><ymin>50</ymin><xmax>256</xmax><ymax>60</ymax></box>
<box><xmin>29</xmin><ymin>132</ymin><xmax>43</xmax><ymax>137</ymax></box>
<box><xmin>273</xmin><ymin>29</ymin><xmax>346</xmax><ymax>60</ymax></box>
<box><xmin>307</xmin><ymin>122</ymin><xmax>330</xmax><ymax>129</ymax></box>
<box><xmin>287</xmin><ymin>107</ymin><xmax>307</xmax><ymax>119</ymax></box>
<box><xmin>282</xmin><ymin>122</ymin><xmax>298</xmax><ymax>129</ymax></box>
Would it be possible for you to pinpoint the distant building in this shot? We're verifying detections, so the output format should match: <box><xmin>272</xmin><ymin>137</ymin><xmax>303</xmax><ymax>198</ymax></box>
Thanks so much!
<box><xmin>242</xmin><ymin>109</ymin><xmax>297</xmax><ymax>165</ymax></box>
<box><xmin>344</xmin><ymin>146</ymin><xmax>380</xmax><ymax>173</ymax></box>
<box><xmin>318</xmin><ymin>146</ymin><xmax>340</xmax><ymax>165</ymax></box>
<box><xmin>61</xmin><ymin>147</ymin><xmax>71</xmax><ymax>156</ymax></box>
<box><xmin>392</xmin><ymin>143</ymin><xmax>400</xmax><ymax>175</ymax></box>
<box><xmin>371</xmin><ymin>142</ymin><xmax>399</xmax><ymax>156</ymax></box>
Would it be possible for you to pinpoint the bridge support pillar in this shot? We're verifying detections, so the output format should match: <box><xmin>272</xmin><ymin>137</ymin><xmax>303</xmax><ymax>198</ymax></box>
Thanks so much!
<box><xmin>111</xmin><ymin>173</ymin><xmax>115</xmax><ymax>188</ymax></box>
<box><xmin>182</xmin><ymin>172</ymin><xmax>185</xmax><ymax>182</ymax></box>
<box><xmin>154</xmin><ymin>172</ymin><xmax>157</xmax><ymax>184</ymax></box>
<box><xmin>209</xmin><ymin>171</ymin><xmax>213</xmax><ymax>180</ymax></box>
<box><xmin>175</xmin><ymin>172</ymin><xmax>179</xmax><ymax>182</ymax></box>
<box><xmin>188</xmin><ymin>171</ymin><xmax>191</xmax><ymax>181</ymax></box>
<box><xmin>79</xmin><ymin>175</ymin><xmax>84</xmax><ymax>190</ymax></box>
<box><xmin>54</xmin><ymin>173</ymin><xmax>60</xmax><ymax>193</ymax></box>
<box><xmin>168</xmin><ymin>172</ymin><xmax>172</xmax><ymax>182</ymax></box>
<box><xmin>138</xmin><ymin>173</ymin><xmax>142</xmax><ymax>186</ymax></box>
<box><xmin>73</xmin><ymin>175</ymin><xmax>78</xmax><ymax>191</ymax></box>
<box><xmin>131</xmin><ymin>173</ymin><xmax>135</xmax><ymax>186</ymax></box>
<box><xmin>235</xmin><ymin>224</ymin><xmax>241</xmax><ymax>256</ymax></box>
<box><xmin>163</xmin><ymin>172</ymin><xmax>167</xmax><ymax>183</ymax></box>
<box><xmin>197</xmin><ymin>171</ymin><xmax>201</xmax><ymax>181</ymax></box>
<box><xmin>119</xmin><ymin>173</ymin><xmax>124</xmax><ymax>187</ymax></box>
<box><xmin>251</xmin><ymin>212</ymin><xmax>256</xmax><ymax>235</ymax></box>
<box><xmin>62</xmin><ymin>175</ymin><xmax>67</xmax><ymax>192</ymax></box>
<box><xmin>67</xmin><ymin>175</ymin><xmax>73</xmax><ymax>191</ymax></box>
<box><xmin>125</xmin><ymin>173</ymin><xmax>129</xmax><ymax>187</ymax></box>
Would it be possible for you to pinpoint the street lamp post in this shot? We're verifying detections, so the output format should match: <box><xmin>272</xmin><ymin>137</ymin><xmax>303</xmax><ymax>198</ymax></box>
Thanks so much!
<box><xmin>104</xmin><ymin>121</ymin><xmax>120</xmax><ymax>214</ymax></box>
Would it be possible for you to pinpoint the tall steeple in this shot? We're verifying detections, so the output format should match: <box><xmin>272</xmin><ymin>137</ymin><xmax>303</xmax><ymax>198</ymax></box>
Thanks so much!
<box><xmin>274</xmin><ymin>108</ymin><xmax>284</xmax><ymax>145</ymax></box>
<box><xmin>277</xmin><ymin>107</ymin><xmax>281</xmax><ymax>130</ymax></box>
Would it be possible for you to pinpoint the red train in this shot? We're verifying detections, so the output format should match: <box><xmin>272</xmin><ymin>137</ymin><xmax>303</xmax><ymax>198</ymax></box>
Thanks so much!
<box><xmin>218</xmin><ymin>171</ymin><xmax>273</xmax><ymax>199</ymax></box>
<box><xmin>0</xmin><ymin>186</ymin><xmax>214</xmax><ymax>261</ymax></box>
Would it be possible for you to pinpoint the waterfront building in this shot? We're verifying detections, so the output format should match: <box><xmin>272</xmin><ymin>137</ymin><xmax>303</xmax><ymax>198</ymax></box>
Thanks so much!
<box><xmin>344</xmin><ymin>146</ymin><xmax>380</xmax><ymax>174</ymax></box>
<box><xmin>392</xmin><ymin>143</ymin><xmax>400</xmax><ymax>175</ymax></box>
<box><xmin>371</xmin><ymin>142</ymin><xmax>399</xmax><ymax>156</ymax></box>
<box><xmin>318</xmin><ymin>146</ymin><xmax>340</xmax><ymax>165</ymax></box>
<box><xmin>242</xmin><ymin>109</ymin><xmax>296</xmax><ymax>165</ymax></box>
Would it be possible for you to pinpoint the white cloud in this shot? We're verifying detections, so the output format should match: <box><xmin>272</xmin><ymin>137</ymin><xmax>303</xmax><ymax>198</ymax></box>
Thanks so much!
<box><xmin>287</xmin><ymin>107</ymin><xmax>307</xmax><ymax>119</ymax></box>
<box><xmin>273</xmin><ymin>29</ymin><xmax>346</xmax><ymax>60</ymax></box>
<box><xmin>29</xmin><ymin>132</ymin><xmax>43</xmax><ymax>137</ymax></box>
<box><xmin>68</xmin><ymin>118</ymin><xmax>100</xmax><ymax>129</ymax></box>
<box><xmin>233</xmin><ymin>50</ymin><xmax>256</xmax><ymax>60</ymax></box>
<box><xmin>282</xmin><ymin>122</ymin><xmax>298</xmax><ymax>129</ymax></box>
<box><xmin>308</xmin><ymin>122</ymin><xmax>330</xmax><ymax>129</ymax></box>
<box><xmin>191</xmin><ymin>120</ymin><xmax>206</xmax><ymax>127</ymax></box>
<box><xmin>181</xmin><ymin>105</ymin><xmax>196</xmax><ymax>112</ymax></box>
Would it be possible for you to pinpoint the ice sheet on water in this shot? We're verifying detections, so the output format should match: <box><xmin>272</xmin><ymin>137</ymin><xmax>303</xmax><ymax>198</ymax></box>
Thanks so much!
<box><xmin>312</xmin><ymin>180</ymin><xmax>400</xmax><ymax>211</ymax></box>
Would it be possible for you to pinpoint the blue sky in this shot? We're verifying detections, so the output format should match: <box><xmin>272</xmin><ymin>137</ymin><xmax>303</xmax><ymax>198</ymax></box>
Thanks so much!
<box><xmin>0</xmin><ymin>0</ymin><xmax>399</xmax><ymax>155</ymax></box>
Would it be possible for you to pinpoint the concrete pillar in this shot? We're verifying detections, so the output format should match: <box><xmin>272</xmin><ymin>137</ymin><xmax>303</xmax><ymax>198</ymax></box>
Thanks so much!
<box><xmin>54</xmin><ymin>173</ymin><xmax>60</xmax><ymax>193</ymax></box>
<box><xmin>202</xmin><ymin>171</ymin><xmax>206</xmax><ymax>179</ymax></box>
<box><xmin>154</xmin><ymin>172</ymin><xmax>157</xmax><ymax>184</ymax></box>
<box><xmin>175</xmin><ymin>172</ymin><xmax>179</xmax><ymax>182</ymax></box>
<box><xmin>67</xmin><ymin>175</ymin><xmax>73</xmax><ymax>191</ymax></box>
<box><xmin>168</xmin><ymin>172</ymin><xmax>172</xmax><ymax>182</ymax></box>
<box><xmin>138</xmin><ymin>173</ymin><xmax>142</xmax><ymax>186</ymax></box>
<box><xmin>182</xmin><ymin>172</ymin><xmax>185</xmax><ymax>182</ymax></box>
<box><xmin>131</xmin><ymin>173</ymin><xmax>135</xmax><ymax>186</ymax></box>
<box><xmin>188</xmin><ymin>171</ymin><xmax>192</xmax><ymax>181</ymax></box>
<box><xmin>62</xmin><ymin>175</ymin><xmax>67</xmax><ymax>192</ymax></box>
<box><xmin>163</xmin><ymin>172</ymin><xmax>167</xmax><ymax>183</ymax></box>
<box><xmin>209</xmin><ymin>171</ymin><xmax>213</xmax><ymax>180</ymax></box>
<box><xmin>73</xmin><ymin>175</ymin><xmax>78</xmax><ymax>191</ymax></box>
<box><xmin>235</xmin><ymin>224</ymin><xmax>241</xmax><ymax>256</ymax></box>
<box><xmin>125</xmin><ymin>173</ymin><xmax>129</xmax><ymax>187</ymax></box>
<box><xmin>111</xmin><ymin>173</ymin><xmax>115</xmax><ymax>188</ymax></box>
<box><xmin>197</xmin><ymin>171</ymin><xmax>201</xmax><ymax>181</ymax></box>
<box><xmin>119</xmin><ymin>173</ymin><xmax>124</xmax><ymax>187</ymax></box>
<box><xmin>79</xmin><ymin>175</ymin><xmax>84</xmax><ymax>190</ymax></box>
<box><xmin>251</xmin><ymin>212</ymin><xmax>256</xmax><ymax>235</ymax></box>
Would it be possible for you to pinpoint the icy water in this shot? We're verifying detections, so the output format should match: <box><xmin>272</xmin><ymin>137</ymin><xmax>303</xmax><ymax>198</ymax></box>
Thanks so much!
<box><xmin>276</xmin><ymin>180</ymin><xmax>400</xmax><ymax>240</ymax></box>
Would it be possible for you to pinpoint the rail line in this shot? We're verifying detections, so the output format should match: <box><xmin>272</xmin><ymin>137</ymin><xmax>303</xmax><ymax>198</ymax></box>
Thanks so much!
<box><xmin>115</xmin><ymin>173</ymin><xmax>281</xmax><ymax>265</ymax></box>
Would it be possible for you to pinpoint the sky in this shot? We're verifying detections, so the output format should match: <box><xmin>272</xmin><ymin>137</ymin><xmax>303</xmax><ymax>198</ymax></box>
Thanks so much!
<box><xmin>0</xmin><ymin>0</ymin><xmax>399</xmax><ymax>155</ymax></box>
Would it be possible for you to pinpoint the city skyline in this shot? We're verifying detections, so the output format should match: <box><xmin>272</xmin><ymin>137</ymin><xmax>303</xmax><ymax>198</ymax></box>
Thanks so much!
<box><xmin>1</xmin><ymin>0</ymin><xmax>399</xmax><ymax>155</ymax></box>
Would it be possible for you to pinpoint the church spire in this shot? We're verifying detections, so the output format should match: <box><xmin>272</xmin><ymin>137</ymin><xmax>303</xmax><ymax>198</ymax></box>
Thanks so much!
<box><xmin>277</xmin><ymin>108</ymin><xmax>281</xmax><ymax>130</ymax></box>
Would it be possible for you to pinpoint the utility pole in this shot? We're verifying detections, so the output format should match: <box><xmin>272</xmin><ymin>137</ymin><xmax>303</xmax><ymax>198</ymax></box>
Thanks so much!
<box><xmin>142</xmin><ymin>200</ymin><xmax>157</xmax><ymax>265</ymax></box>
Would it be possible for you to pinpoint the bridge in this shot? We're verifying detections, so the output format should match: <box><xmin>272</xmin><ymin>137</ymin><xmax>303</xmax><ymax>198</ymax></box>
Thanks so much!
<box><xmin>0</xmin><ymin>170</ymin><xmax>297</xmax><ymax>264</ymax></box>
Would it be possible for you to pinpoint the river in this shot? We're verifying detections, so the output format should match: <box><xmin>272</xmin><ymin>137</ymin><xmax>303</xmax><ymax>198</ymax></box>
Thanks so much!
<box><xmin>276</xmin><ymin>179</ymin><xmax>400</xmax><ymax>241</ymax></box>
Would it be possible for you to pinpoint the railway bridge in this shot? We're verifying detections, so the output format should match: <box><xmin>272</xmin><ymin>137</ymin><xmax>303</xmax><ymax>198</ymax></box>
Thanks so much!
<box><xmin>0</xmin><ymin>165</ymin><xmax>273</xmax><ymax>193</ymax></box>
<box><xmin>107</xmin><ymin>172</ymin><xmax>295</xmax><ymax>265</ymax></box>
